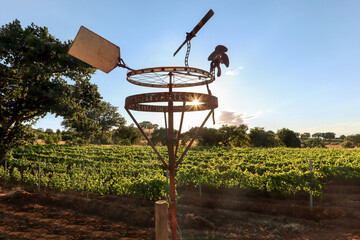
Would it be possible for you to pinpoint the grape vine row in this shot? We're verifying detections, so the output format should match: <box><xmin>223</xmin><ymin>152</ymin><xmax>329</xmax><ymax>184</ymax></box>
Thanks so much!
<box><xmin>1</xmin><ymin>145</ymin><xmax>359</xmax><ymax>200</ymax></box>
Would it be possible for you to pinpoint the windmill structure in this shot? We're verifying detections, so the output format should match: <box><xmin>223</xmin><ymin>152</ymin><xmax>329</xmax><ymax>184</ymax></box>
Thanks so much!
<box><xmin>68</xmin><ymin>9</ymin><xmax>229</xmax><ymax>240</ymax></box>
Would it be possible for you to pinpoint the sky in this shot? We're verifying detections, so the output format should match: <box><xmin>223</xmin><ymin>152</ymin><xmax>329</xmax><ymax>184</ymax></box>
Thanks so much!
<box><xmin>2</xmin><ymin>0</ymin><xmax>360</xmax><ymax>136</ymax></box>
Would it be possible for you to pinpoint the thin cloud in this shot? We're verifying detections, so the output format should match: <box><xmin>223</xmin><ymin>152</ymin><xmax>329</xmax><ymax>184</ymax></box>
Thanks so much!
<box><xmin>225</xmin><ymin>66</ymin><xmax>244</xmax><ymax>76</ymax></box>
<box><xmin>217</xmin><ymin>110</ymin><xmax>255</xmax><ymax>126</ymax></box>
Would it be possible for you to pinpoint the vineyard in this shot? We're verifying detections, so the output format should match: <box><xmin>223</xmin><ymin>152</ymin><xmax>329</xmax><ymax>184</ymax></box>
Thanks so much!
<box><xmin>1</xmin><ymin>145</ymin><xmax>360</xmax><ymax>200</ymax></box>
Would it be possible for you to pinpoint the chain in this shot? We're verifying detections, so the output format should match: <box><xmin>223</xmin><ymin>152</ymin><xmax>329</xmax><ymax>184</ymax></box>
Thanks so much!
<box><xmin>185</xmin><ymin>40</ymin><xmax>191</xmax><ymax>67</ymax></box>
<box><xmin>210</xmin><ymin>59</ymin><xmax>217</xmax><ymax>77</ymax></box>
<box><xmin>211</xmin><ymin>66</ymin><xmax>215</xmax><ymax>76</ymax></box>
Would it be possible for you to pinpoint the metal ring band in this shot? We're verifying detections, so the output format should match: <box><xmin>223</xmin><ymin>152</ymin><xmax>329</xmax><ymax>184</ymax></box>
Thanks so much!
<box><xmin>125</xmin><ymin>92</ymin><xmax>218</xmax><ymax>112</ymax></box>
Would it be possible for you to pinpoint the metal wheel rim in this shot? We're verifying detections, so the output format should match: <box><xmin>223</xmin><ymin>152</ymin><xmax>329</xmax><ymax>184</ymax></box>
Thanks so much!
<box><xmin>126</xmin><ymin>66</ymin><xmax>214</xmax><ymax>88</ymax></box>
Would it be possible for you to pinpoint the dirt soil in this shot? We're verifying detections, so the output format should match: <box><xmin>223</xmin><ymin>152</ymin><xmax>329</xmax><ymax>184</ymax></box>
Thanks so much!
<box><xmin>0</xmin><ymin>181</ymin><xmax>359</xmax><ymax>240</ymax></box>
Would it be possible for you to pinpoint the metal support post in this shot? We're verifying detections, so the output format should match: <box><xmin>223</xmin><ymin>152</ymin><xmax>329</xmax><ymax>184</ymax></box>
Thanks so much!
<box><xmin>126</xmin><ymin>108</ymin><xmax>169</xmax><ymax>169</ymax></box>
<box><xmin>167</xmin><ymin>73</ymin><xmax>177</xmax><ymax>240</ymax></box>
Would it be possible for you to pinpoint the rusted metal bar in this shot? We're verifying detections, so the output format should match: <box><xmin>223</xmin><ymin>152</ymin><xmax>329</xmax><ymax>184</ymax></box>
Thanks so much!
<box><xmin>125</xmin><ymin>108</ymin><xmax>169</xmax><ymax>170</ymax></box>
<box><xmin>206</xmin><ymin>81</ymin><xmax>216</xmax><ymax>125</ymax></box>
<box><xmin>173</xmin><ymin>9</ymin><xmax>214</xmax><ymax>57</ymax></box>
<box><xmin>174</xmin><ymin>100</ymin><xmax>186</xmax><ymax>159</ymax></box>
<box><xmin>164</xmin><ymin>111</ymin><xmax>168</xmax><ymax>130</ymax></box>
<box><xmin>167</xmin><ymin>73</ymin><xmax>177</xmax><ymax>240</ymax></box>
<box><xmin>125</xmin><ymin>92</ymin><xmax>218</xmax><ymax>112</ymax></box>
<box><xmin>175</xmin><ymin>109</ymin><xmax>213</xmax><ymax>168</ymax></box>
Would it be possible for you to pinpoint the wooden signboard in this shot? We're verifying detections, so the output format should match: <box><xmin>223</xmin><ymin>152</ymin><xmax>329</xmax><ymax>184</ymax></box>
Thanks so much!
<box><xmin>68</xmin><ymin>26</ymin><xmax>120</xmax><ymax>73</ymax></box>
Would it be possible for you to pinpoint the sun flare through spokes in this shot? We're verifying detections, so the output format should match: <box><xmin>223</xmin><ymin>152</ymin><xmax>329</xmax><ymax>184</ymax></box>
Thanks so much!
<box><xmin>192</xmin><ymin>99</ymin><xmax>200</xmax><ymax>105</ymax></box>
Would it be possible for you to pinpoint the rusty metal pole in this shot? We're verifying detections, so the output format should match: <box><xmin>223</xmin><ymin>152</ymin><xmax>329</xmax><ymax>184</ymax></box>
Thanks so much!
<box><xmin>167</xmin><ymin>73</ymin><xmax>177</xmax><ymax>240</ymax></box>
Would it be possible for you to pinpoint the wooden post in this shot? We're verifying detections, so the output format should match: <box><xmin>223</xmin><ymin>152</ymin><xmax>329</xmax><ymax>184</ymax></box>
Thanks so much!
<box><xmin>155</xmin><ymin>200</ymin><xmax>169</xmax><ymax>240</ymax></box>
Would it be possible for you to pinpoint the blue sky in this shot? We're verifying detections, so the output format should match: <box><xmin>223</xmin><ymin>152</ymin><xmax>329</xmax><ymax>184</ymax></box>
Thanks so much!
<box><xmin>2</xmin><ymin>0</ymin><xmax>360</xmax><ymax>136</ymax></box>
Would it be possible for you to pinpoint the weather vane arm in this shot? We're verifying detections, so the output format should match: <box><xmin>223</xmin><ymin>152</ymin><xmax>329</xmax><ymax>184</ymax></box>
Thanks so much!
<box><xmin>173</xmin><ymin>9</ymin><xmax>214</xmax><ymax>57</ymax></box>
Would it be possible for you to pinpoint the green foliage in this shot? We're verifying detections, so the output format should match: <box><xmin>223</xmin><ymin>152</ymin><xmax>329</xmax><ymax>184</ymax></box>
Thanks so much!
<box><xmin>112</xmin><ymin>125</ymin><xmax>141</xmax><ymax>145</ymax></box>
<box><xmin>265</xmin><ymin>170</ymin><xmax>322</xmax><ymax>197</ymax></box>
<box><xmin>60</xmin><ymin>130</ymin><xmax>75</xmax><ymax>142</ymax></box>
<box><xmin>128</xmin><ymin>177</ymin><xmax>167</xmax><ymax>200</ymax></box>
<box><xmin>0</xmin><ymin>165</ymin><xmax>10</xmax><ymax>182</ymax></box>
<box><xmin>6</xmin><ymin>145</ymin><xmax>360</xmax><ymax>201</ymax></box>
<box><xmin>218</xmin><ymin>125</ymin><xmax>249</xmax><ymax>147</ymax></box>
<box><xmin>322</xmin><ymin>132</ymin><xmax>336</xmax><ymax>140</ymax></box>
<box><xmin>300</xmin><ymin>132</ymin><xmax>311</xmax><ymax>140</ymax></box>
<box><xmin>277</xmin><ymin>128</ymin><xmax>301</xmax><ymax>148</ymax></box>
<box><xmin>197</xmin><ymin>127</ymin><xmax>222</xmax><ymax>147</ymax></box>
<box><xmin>341</xmin><ymin>140</ymin><xmax>355</xmax><ymax>148</ymax></box>
<box><xmin>303</xmin><ymin>138</ymin><xmax>325</xmax><ymax>148</ymax></box>
<box><xmin>344</xmin><ymin>134</ymin><xmax>360</xmax><ymax>147</ymax></box>
<box><xmin>0</xmin><ymin>19</ymin><xmax>98</xmax><ymax>161</ymax></box>
<box><xmin>249</xmin><ymin>127</ymin><xmax>278</xmax><ymax>147</ymax></box>
<box><xmin>45</xmin><ymin>132</ymin><xmax>62</xmax><ymax>144</ymax></box>
<box><xmin>311</xmin><ymin>132</ymin><xmax>336</xmax><ymax>140</ymax></box>
<box><xmin>139</xmin><ymin>121</ymin><xmax>155</xmax><ymax>130</ymax></box>
<box><xmin>183</xmin><ymin>127</ymin><xmax>222</xmax><ymax>147</ymax></box>
<box><xmin>45</xmin><ymin>129</ymin><xmax>54</xmax><ymax>134</ymax></box>
<box><xmin>312</xmin><ymin>133</ymin><xmax>322</xmax><ymax>138</ymax></box>
<box><xmin>151</xmin><ymin>128</ymin><xmax>178</xmax><ymax>146</ymax></box>
<box><xmin>62</xmin><ymin>101</ymin><xmax>125</xmax><ymax>144</ymax></box>
<box><xmin>11</xmin><ymin>167</ymin><xmax>22</xmax><ymax>181</ymax></box>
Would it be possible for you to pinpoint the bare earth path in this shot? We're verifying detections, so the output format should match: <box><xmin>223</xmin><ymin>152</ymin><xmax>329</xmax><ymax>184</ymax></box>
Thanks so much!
<box><xmin>0</xmin><ymin>181</ymin><xmax>359</xmax><ymax>239</ymax></box>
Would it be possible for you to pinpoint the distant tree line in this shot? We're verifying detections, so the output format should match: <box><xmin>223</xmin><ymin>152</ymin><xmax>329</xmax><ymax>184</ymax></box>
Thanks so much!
<box><xmin>32</xmin><ymin>122</ymin><xmax>359</xmax><ymax>149</ymax></box>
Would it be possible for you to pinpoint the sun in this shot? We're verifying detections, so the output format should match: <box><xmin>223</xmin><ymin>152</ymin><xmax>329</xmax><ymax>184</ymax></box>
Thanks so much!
<box><xmin>192</xmin><ymin>99</ymin><xmax>200</xmax><ymax>105</ymax></box>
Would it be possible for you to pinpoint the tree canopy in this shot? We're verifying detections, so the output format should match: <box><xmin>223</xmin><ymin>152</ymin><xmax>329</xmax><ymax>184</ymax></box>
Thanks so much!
<box><xmin>112</xmin><ymin>124</ymin><xmax>141</xmax><ymax>145</ymax></box>
<box><xmin>248</xmin><ymin>127</ymin><xmax>278</xmax><ymax>147</ymax></box>
<box><xmin>277</xmin><ymin>128</ymin><xmax>301</xmax><ymax>148</ymax></box>
<box><xmin>151</xmin><ymin>128</ymin><xmax>178</xmax><ymax>146</ymax></box>
<box><xmin>62</xmin><ymin>101</ymin><xmax>125</xmax><ymax>144</ymax></box>
<box><xmin>0</xmin><ymin>20</ymin><xmax>100</xmax><ymax>160</ymax></box>
<box><xmin>218</xmin><ymin>124</ymin><xmax>249</xmax><ymax>147</ymax></box>
<box><xmin>344</xmin><ymin>134</ymin><xmax>360</xmax><ymax>147</ymax></box>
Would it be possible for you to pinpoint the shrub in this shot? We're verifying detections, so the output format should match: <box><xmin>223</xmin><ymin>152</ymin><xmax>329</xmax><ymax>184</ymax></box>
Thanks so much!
<box><xmin>11</xmin><ymin>167</ymin><xmax>22</xmax><ymax>181</ymax></box>
<box><xmin>303</xmin><ymin>138</ymin><xmax>325</xmax><ymax>148</ymax></box>
<box><xmin>341</xmin><ymin>141</ymin><xmax>355</xmax><ymax>148</ymax></box>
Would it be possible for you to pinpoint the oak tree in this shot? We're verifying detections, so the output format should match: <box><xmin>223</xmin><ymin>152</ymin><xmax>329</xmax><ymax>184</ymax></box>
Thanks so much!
<box><xmin>0</xmin><ymin>20</ymin><xmax>100</xmax><ymax>162</ymax></box>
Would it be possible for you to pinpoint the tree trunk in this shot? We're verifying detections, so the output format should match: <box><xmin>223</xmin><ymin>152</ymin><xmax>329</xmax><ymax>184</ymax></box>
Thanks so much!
<box><xmin>0</xmin><ymin>122</ymin><xmax>11</xmax><ymax>165</ymax></box>
<box><xmin>0</xmin><ymin>149</ymin><xmax>7</xmax><ymax>166</ymax></box>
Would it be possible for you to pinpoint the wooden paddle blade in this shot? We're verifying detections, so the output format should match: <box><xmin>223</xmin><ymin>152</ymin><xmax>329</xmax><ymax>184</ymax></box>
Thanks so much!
<box><xmin>208</xmin><ymin>51</ymin><xmax>217</xmax><ymax>61</ymax></box>
<box><xmin>222</xmin><ymin>53</ymin><xmax>229</xmax><ymax>67</ymax></box>
<box><xmin>215</xmin><ymin>45</ymin><xmax>228</xmax><ymax>54</ymax></box>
